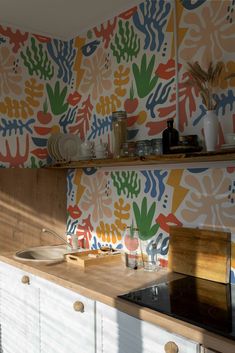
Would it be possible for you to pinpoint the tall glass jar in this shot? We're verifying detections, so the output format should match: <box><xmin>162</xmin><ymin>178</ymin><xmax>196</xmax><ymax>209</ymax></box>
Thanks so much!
<box><xmin>111</xmin><ymin>111</ymin><xmax>127</xmax><ymax>158</ymax></box>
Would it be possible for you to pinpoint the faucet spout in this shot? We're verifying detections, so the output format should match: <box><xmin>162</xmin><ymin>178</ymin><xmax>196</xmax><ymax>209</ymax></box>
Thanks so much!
<box><xmin>41</xmin><ymin>228</ymin><xmax>73</xmax><ymax>249</ymax></box>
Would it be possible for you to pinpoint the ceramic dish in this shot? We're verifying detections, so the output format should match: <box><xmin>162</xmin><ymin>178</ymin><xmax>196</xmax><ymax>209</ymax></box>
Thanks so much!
<box><xmin>58</xmin><ymin>134</ymin><xmax>81</xmax><ymax>161</ymax></box>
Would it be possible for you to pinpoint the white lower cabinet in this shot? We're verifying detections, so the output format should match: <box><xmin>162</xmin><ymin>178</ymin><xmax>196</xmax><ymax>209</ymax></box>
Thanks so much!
<box><xmin>39</xmin><ymin>279</ymin><xmax>95</xmax><ymax>353</ymax></box>
<box><xmin>96</xmin><ymin>302</ymin><xmax>200</xmax><ymax>353</ymax></box>
<box><xmin>0</xmin><ymin>262</ymin><xmax>40</xmax><ymax>353</ymax></box>
<box><xmin>0</xmin><ymin>262</ymin><xmax>95</xmax><ymax>353</ymax></box>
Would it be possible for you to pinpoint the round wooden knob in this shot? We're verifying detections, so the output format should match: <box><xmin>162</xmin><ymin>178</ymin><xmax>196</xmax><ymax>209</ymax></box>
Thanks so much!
<box><xmin>164</xmin><ymin>341</ymin><xmax>179</xmax><ymax>353</ymax></box>
<box><xmin>73</xmin><ymin>301</ymin><xmax>84</xmax><ymax>312</ymax></box>
<box><xmin>21</xmin><ymin>275</ymin><xmax>30</xmax><ymax>285</ymax></box>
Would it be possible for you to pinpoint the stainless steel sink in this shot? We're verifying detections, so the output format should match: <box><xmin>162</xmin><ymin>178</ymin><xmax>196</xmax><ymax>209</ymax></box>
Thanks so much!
<box><xmin>14</xmin><ymin>245</ymin><xmax>69</xmax><ymax>264</ymax></box>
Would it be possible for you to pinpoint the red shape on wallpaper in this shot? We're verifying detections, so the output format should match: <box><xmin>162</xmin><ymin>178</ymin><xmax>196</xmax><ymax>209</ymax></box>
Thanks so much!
<box><xmin>0</xmin><ymin>26</ymin><xmax>28</xmax><ymax>53</ymax></box>
<box><xmin>69</xmin><ymin>95</ymin><xmax>93</xmax><ymax>140</ymax></box>
<box><xmin>119</xmin><ymin>6</ymin><xmax>138</xmax><ymax>20</ymax></box>
<box><xmin>34</xmin><ymin>126</ymin><xmax>52</xmax><ymax>136</ymax></box>
<box><xmin>0</xmin><ymin>134</ymin><xmax>29</xmax><ymax>167</ymax></box>
<box><xmin>31</xmin><ymin>148</ymin><xmax>48</xmax><ymax>160</ymax></box>
<box><xmin>68</xmin><ymin>205</ymin><xmax>82</xmax><ymax>219</ymax></box>
<box><xmin>124</xmin><ymin>98</ymin><xmax>139</xmax><ymax>114</ymax></box>
<box><xmin>155</xmin><ymin>59</ymin><xmax>181</xmax><ymax>80</ymax></box>
<box><xmin>33</xmin><ymin>34</ymin><xmax>51</xmax><ymax>43</ymax></box>
<box><xmin>146</xmin><ymin>119</ymin><xmax>168</xmax><ymax>136</ymax></box>
<box><xmin>156</xmin><ymin>213</ymin><xmax>182</xmax><ymax>233</ymax></box>
<box><xmin>67</xmin><ymin>91</ymin><xmax>82</xmax><ymax>106</ymax></box>
<box><xmin>76</xmin><ymin>215</ymin><xmax>94</xmax><ymax>249</ymax></box>
<box><xmin>37</xmin><ymin>111</ymin><xmax>52</xmax><ymax>125</ymax></box>
<box><xmin>94</xmin><ymin>18</ymin><xmax>117</xmax><ymax>49</ymax></box>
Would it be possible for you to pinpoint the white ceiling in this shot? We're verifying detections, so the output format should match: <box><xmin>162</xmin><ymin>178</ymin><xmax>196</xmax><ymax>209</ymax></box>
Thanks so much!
<box><xmin>0</xmin><ymin>0</ymin><xmax>141</xmax><ymax>40</ymax></box>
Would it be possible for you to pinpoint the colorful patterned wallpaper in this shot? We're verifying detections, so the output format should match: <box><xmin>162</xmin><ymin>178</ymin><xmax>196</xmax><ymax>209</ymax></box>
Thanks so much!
<box><xmin>1</xmin><ymin>0</ymin><xmax>235</xmax><ymax>279</ymax></box>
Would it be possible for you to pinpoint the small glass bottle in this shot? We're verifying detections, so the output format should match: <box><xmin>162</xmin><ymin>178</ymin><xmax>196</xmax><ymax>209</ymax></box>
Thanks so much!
<box><xmin>162</xmin><ymin>118</ymin><xmax>179</xmax><ymax>154</ymax></box>
<box><xmin>111</xmin><ymin>111</ymin><xmax>127</xmax><ymax>158</ymax></box>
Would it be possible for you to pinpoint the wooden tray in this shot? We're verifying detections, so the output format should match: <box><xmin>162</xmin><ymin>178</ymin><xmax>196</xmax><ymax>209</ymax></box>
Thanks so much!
<box><xmin>65</xmin><ymin>249</ymin><xmax>122</xmax><ymax>267</ymax></box>
<box><xmin>168</xmin><ymin>226</ymin><xmax>231</xmax><ymax>283</ymax></box>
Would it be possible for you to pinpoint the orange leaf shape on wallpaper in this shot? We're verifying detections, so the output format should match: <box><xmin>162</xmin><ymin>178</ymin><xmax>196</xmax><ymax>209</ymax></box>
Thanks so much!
<box><xmin>181</xmin><ymin>169</ymin><xmax>235</xmax><ymax>228</ymax></box>
<box><xmin>81</xmin><ymin>171</ymin><xmax>112</xmax><ymax>223</ymax></box>
<box><xmin>180</xmin><ymin>1</ymin><xmax>235</xmax><ymax>63</ymax></box>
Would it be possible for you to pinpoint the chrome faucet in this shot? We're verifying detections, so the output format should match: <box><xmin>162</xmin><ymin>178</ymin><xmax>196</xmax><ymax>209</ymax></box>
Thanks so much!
<box><xmin>41</xmin><ymin>228</ymin><xmax>73</xmax><ymax>250</ymax></box>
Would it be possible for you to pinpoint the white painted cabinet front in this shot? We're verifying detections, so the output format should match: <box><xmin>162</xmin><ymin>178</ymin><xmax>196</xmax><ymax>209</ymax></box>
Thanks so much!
<box><xmin>0</xmin><ymin>262</ymin><xmax>95</xmax><ymax>353</ymax></box>
<box><xmin>0</xmin><ymin>262</ymin><xmax>40</xmax><ymax>353</ymax></box>
<box><xmin>96</xmin><ymin>302</ymin><xmax>200</xmax><ymax>353</ymax></box>
<box><xmin>39</xmin><ymin>278</ymin><xmax>95</xmax><ymax>353</ymax></box>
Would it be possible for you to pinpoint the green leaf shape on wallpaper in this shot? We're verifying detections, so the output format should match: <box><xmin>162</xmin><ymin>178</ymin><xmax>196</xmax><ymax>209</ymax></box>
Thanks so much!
<box><xmin>21</xmin><ymin>38</ymin><xmax>54</xmax><ymax>80</ymax></box>
<box><xmin>132</xmin><ymin>54</ymin><xmax>158</xmax><ymax>98</ymax></box>
<box><xmin>110</xmin><ymin>20</ymin><xmax>140</xmax><ymax>64</ymax></box>
<box><xmin>111</xmin><ymin>171</ymin><xmax>141</xmax><ymax>198</ymax></box>
<box><xmin>133</xmin><ymin>197</ymin><xmax>159</xmax><ymax>240</ymax></box>
<box><xmin>46</xmin><ymin>81</ymin><xmax>69</xmax><ymax>115</ymax></box>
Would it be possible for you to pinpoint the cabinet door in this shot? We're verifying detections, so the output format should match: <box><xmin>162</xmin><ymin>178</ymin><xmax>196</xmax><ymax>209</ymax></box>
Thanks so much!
<box><xmin>39</xmin><ymin>278</ymin><xmax>95</xmax><ymax>353</ymax></box>
<box><xmin>0</xmin><ymin>262</ymin><xmax>40</xmax><ymax>353</ymax></box>
<box><xmin>97</xmin><ymin>302</ymin><xmax>199</xmax><ymax>353</ymax></box>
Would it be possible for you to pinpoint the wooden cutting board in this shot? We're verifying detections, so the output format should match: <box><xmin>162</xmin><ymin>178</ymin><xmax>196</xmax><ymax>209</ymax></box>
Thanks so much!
<box><xmin>168</xmin><ymin>226</ymin><xmax>231</xmax><ymax>283</ymax></box>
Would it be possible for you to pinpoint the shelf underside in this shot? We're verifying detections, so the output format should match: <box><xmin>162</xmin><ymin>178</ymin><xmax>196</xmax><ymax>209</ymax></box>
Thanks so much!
<box><xmin>49</xmin><ymin>149</ymin><xmax>235</xmax><ymax>169</ymax></box>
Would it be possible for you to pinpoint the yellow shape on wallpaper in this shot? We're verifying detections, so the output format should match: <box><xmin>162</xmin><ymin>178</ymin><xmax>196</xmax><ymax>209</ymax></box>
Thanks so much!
<box><xmin>0</xmin><ymin>78</ymin><xmax>44</xmax><ymax>119</ymax></box>
<box><xmin>167</xmin><ymin>169</ymin><xmax>189</xmax><ymax>213</ymax></box>
<box><xmin>74</xmin><ymin>36</ymin><xmax>86</xmax><ymax>89</ymax></box>
<box><xmin>175</xmin><ymin>0</ymin><xmax>188</xmax><ymax>50</ymax></box>
<box><xmin>114</xmin><ymin>65</ymin><xmax>130</xmax><ymax>97</ymax></box>
<box><xmin>96</xmin><ymin>198</ymin><xmax>130</xmax><ymax>244</ymax></box>
<box><xmin>74</xmin><ymin>170</ymin><xmax>86</xmax><ymax>204</ymax></box>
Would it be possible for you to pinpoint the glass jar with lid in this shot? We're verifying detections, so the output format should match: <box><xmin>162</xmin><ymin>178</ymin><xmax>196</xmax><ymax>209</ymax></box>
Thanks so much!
<box><xmin>111</xmin><ymin>111</ymin><xmax>127</xmax><ymax>158</ymax></box>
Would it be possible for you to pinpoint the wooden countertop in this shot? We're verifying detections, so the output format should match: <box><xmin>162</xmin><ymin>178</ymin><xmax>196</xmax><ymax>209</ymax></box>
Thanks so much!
<box><xmin>0</xmin><ymin>252</ymin><xmax>234</xmax><ymax>353</ymax></box>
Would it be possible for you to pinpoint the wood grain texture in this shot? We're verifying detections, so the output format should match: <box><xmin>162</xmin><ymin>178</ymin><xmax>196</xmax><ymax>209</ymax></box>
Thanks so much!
<box><xmin>168</xmin><ymin>226</ymin><xmax>231</xmax><ymax>283</ymax></box>
<box><xmin>0</xmin><ymin>254</ymin><xmax>235</xmax><ymax>353</ymax></box>
<box><xmin>50</xmin><ymin>150</ymin><xmax>235</xmax><ymax>169</ymax></box>
<box><xmin>0</xmin><ymin>169</ymin><xmax>67</xmax><ymax>251</ymax></box>
<box><xmin>65</xmin><ymin>250</ymin><xmax>122</xmax><ymax>267</ymax></box>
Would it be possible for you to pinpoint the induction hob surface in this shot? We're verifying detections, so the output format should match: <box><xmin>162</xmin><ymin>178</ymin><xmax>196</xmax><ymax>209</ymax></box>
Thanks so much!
<box><xmin>118</xmin><ymin>276</ymin><xmax>235</xmax><ymax>341</ymax></box>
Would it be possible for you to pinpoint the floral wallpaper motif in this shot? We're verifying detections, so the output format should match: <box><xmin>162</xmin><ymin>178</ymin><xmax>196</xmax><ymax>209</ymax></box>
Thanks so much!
<box><xmin>1</xmin><ymin>0</ymin><xmax>235</xmax><ymax>281</ymax></box>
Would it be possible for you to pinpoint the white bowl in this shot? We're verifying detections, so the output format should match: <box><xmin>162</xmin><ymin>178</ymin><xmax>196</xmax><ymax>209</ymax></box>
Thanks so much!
<box><xmin>225</xmin><ymin>133</ymin><xmax>235</xmax><ymax>145</ymax></box>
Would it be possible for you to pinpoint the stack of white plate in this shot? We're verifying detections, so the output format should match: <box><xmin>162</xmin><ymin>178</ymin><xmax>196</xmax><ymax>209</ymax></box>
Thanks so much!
<box><xmin>47</xmin><ymin>133</ymin><xmax>81</xmax><ymax>162</ymax></box>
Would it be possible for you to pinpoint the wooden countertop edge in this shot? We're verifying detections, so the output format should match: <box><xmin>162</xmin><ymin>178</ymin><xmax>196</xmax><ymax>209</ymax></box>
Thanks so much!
<box><xmin>0</xmin><ymin>254</ymin><xmax>234</xmax><ymax>353</ymax></box>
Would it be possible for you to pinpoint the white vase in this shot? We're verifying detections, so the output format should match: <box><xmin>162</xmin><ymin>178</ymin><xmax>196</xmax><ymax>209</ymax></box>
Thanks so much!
<box><xmin>203</xmin><ymin>110</ymin><xmax>219</xmax><ymax>152</ymax></box>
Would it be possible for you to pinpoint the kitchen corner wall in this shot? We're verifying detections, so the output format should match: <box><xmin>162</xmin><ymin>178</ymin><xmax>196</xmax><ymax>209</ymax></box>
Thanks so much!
<box><xmin>1</xmin><ymin>0</ymin><xmax>235</xmax><ymax>280</ymax></box>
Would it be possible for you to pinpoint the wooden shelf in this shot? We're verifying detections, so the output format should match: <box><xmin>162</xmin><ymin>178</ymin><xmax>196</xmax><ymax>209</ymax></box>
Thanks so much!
<box><xmin>48</xmin><ymin>149</ymin><xmax>235</xmax><ymax>169</ymax></box>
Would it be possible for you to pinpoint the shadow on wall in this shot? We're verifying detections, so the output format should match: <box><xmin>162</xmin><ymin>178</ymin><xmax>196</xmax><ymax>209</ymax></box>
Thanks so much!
<box><xmin>0</xmin><ymin>169</ymin><xmax>67</xmax><ymax>251</ymax></box>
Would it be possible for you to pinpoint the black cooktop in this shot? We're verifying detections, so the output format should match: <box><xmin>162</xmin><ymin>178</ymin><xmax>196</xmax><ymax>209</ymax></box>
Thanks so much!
<box><xmin>118</xmin><ymin>276</ymin><xmax>235</xmax><ymax>341</ymax></box>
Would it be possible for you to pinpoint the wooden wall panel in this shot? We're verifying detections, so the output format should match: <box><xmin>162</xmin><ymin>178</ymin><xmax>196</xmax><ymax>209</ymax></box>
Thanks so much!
<box><xmin>0</xmin><ymin>169</ymin><xmax>67</xmax><ymax>252</ymax></box>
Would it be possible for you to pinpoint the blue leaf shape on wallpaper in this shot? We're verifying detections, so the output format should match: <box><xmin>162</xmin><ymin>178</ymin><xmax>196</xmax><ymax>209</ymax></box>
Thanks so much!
<box><xmin>82</xmin><ymin>40</ymin><xmax>100</xmax><ymax>56</ymax></box>
<box><xmin>133</xmin><ymin>0</ymin><xmax>171</xmax><ymax>51</ymax></box>
<box><xmin>59</xmin><ymin>106</ymin><xmax>77</xmax><ymax>133</ymax></box>
<box><xmin>193</xmin><ymin>104</ymin><xmax>206</xmax><ymax>126</ymax></box>
<box><xmin>67</xmin><ymin>219</ymin><xmax>79</xmax><ymax>235</ymax></box>
<box><xmin>187</xmin><ymin>168</ymin><xmax>208</xmax><ymax>173</ymax></box>
<box><xmin>47</xmin><ymin>39</ymin><xmax>76</xmax><ymax>84</ymax></box>
<box><xmin>67</xmin><ymin>169</ymin><xmax>76</xmax><ymax>197</ymax></box>
<box><xmin>141</xmin><ymin>169</ymin><xmax>167</xmax><ymax>200</ymax></box>
<box><xmin>0</xmin><ymin>37</ymin><xmax>6</xmax><ymax>44</ymax></box>
<box><xmin>215</xmin><ymin>90</ymin><xmax>235</xmax><ymax>115</ymax></box>
<box><xmin>83</xmin><ymin>167</ymin><xmax>98</xmax><ymax>175</ymax></box>
<box><xmin>0</xmin><ymin>118</ymin><xmax>34</xmax><ymax>137</ymax></box>
<box><xmin>146</xmin><ymin>78</ymin><xmax>174</xmax><ymax>118</ymax></box>
<box><xmin>32</xmin><ymin>137</ymin><xmax>47</xmax><ymax>147</ymax></box>
<box><xmin>160</xmin><ymin>236</ymin><xmax>169</xmax><ymax>255</ymax></box>
<box><xmin>88</xmin><ymin>115</ymin><xmax>112</xmax><ymax>140</ymax></box>
<box><xmin>180</xmin><ymin>0</ymin><xmax>206</xmax><ymax>10</ymax></box>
